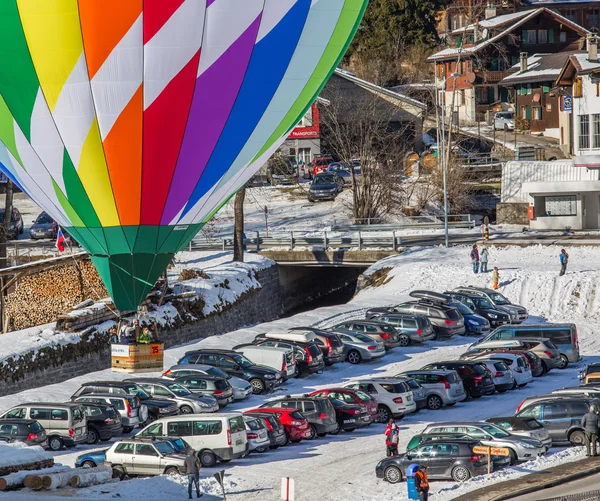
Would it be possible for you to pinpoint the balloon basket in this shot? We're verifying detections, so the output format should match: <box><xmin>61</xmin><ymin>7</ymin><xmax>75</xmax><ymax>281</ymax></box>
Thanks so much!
<box><xmin>111</xmin><ymin>343</ymin><xmax>164</xmax><ymax>373</ymax></box>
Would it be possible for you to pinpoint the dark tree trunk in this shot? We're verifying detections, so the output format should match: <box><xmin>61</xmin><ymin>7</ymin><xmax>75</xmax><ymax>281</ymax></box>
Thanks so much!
<box><xmin>0</xmin><ymin>181</ymin><xmax>14</xmax><ymax>269</ymax></box>
<box><xmin>233</xmin><ymin>187</ymin><xmax>246</xmax><ymax>262</ymax></box>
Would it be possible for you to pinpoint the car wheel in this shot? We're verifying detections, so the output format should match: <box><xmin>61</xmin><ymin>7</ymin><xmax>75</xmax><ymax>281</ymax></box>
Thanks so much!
<box><xmin>180</xmin><ymin>405</ymin><xmax>194</xmax><ymax>414</ymax></box>
<box><xmin>558</xmin><ymin>354</ymin><xmax>569</xmax><ymax>369</ymax></box>
<box><xmin>504</xmin><ymin>124</ymin><xmax>509</xmax><ymax>132</ymax></box>
<box><xmin>198</xmin><ymin>450</ymin><xmax>217</xmax><ymax>468</ymax></box>
<box><xmin>347</xmin><ymin>350</ymin><xmax>362</xmax><ymax>365</ymax></box>
<box><xmin>541</xmin><ymin>361</ymin><xmax>548</xmax><ymax>375</ymax></box>
<box><xmin>569</xmin><ymin>429</ymin><xmax>585</xmax><ymax>446</ymax></box>
<box><xmin>282</xmin><ymin>433</ymin><xmax>290</xmax><ymax>446</ymax></box>
<box><xmin>508</xmin><ymin>449</ymin><xmax>518</xmax><ymax>465</ymax></box>
<box><xmin>306</xmin><ymin>424</ymin><xmax>317</xmax><ymax>440</ymax></box>
<box><xmin>256</xmin><ymin>446</ymin><xmax>269</xmax><ymax>453</ymax></box>
<box><xmin>81</xmin><ymin>460</ymin><xmax>97</xmax><ymax>468</ymax></box>
<box><xmin>48</xmin><ymin>436</ymin><xmax>63</xmax><ymax>451</ymax></box>
<box><xmin>250</xmin><ymin>378</ymin><xmax>266</xmax><ymax>394</ymax></box>
<box><xmin>377</xmin><ymin>405</ymin><xmax>392</xmax><ymax>423</ymax></box>
<box><xmin>511</xmin><ymin>380</ymin><xmax>518</xmax><ymax>390</ymax></box>
<box><xmin>164</xmin><ymin>466</ymin><xmax>179</xmax><ymax>476</ymax></box>
<box><xmin>122</xmin><ymin>426</ymin><xmax>133</xmax><ymax>434</ymax></box>
<box><xmin>384</xmin><ymin>465</ymin><xmax>402</xmax><ymax>484</ymax></box>
<box><xmin>399</xmin><ymin>335</ymin><xmax>411</xmax><ymax>347</ymax></box>
<box><xmin>330</xmin><ymin>425</ymin><xmax>341</xmax><ymax>435</ymax></box>
<box><xmin>452</xmin><ymin>465</ymin><xmax>471</xmax><ymax>482</ymax></box>
<box><xmin>86</xmin><ymin>428</ymin><xmax>100</xmax><ymax>445</ymax></box>
<box><xmin>427</xmin><ymin>395</ymin><xmax>443</xmax><ymax>410</ymax></box>
<box><xmin>112</xmin><ymin>465</ymin><xmax>125</xmax><ymax>480</ymax></box>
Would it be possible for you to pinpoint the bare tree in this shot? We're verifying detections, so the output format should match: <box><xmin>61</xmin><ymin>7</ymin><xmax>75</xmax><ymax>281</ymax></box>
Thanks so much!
<box><xmin>233</xmin><ymin>187</ymin><xmax>246</xmax><ymax>262</ymax></box>
<box><xmin>0</xmin><ymin>181</ymin><xmax>13</xmax><ymax>269</ymax></box>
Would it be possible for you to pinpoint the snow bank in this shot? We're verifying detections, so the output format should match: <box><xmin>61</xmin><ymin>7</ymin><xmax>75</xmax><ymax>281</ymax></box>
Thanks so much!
<box><xmin>0</xmin><ymin>443</ymin><xmax>52</xmax><ymax>468</ymax></box>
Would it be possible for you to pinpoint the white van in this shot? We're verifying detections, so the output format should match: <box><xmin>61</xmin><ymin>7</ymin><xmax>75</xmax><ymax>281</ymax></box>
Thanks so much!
<box><xmin>136</xmin><ymin>413</ymin><xmax>248</xmax><ymax>467</ymax></box>
<box><xmin>264</xmin><ymin>330</ymin><xmax>317</xmax><ymax>343</ymax></box>
<box><xmin>234</xmin><ymin>345</ymin><xmax>296</xmax><ymax>379</ymax></box>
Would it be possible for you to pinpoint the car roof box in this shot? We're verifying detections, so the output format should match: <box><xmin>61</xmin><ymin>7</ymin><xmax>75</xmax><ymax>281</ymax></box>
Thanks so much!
<box><xmin>265</xmin><ymin>330</ymin><xmax>316</xmax><ymax>343</ymax></box>
<box><xmin>409</xmin><ymin>290</ymin><xmax>451</xmax><ymax>303</ymax></box>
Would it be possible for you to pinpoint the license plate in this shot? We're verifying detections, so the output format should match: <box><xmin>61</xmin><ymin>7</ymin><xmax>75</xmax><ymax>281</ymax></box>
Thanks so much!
<box><xmin>407</xmin><ymin>395</ymin><xmax>412</xmax><ymax>401</ymax></box>
<box><xmin>236</xmin><ymin>439</ymin><xmax>243</xmax><ymax>445</ymax></box>
<box><xmin>345</xmin><ymin>419</ymin><xmax>356</xmax><ymax>423</ymax></box>
<box><xmin>76</xmin><ymin>429</ymin><xmax>83</xmax><ymax>435</ymax></box>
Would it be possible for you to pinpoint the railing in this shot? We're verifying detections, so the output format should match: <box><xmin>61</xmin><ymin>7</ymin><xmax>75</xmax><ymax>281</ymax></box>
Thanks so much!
<box><xmin>331</xmin><ymin>215</ymin><xmax>475</xmax><ymax>231</ymax></box>
<box><xmin>478</xmin><ymin>70</ymin><xmax>510</xmax><ymax>83</ymax></box>
<box><xmin>542</xmin><ymin>490</ymin><xmax>600</xmax><ymax>501</ymax></box>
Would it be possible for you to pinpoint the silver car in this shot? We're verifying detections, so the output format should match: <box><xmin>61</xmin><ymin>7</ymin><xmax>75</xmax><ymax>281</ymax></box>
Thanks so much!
<box><xmin>127</xmin><ymin>378</ymin><xmax>219</xmax><ymax>414</ymax></box>
<box><xmin>485</xmin><ymin>417</ymin><xmax>552</xmax><ymax>451</ymax></box>
<box><xmin>422</xmin><ymin>421</ymin><xmax>545</xmax><ymax>464</ymax></box>
<box><xmin>337</xmin><ymin>331</ymin><xmax>386</xmax><ymax>364</ymax></box>
<box><xmin>330</xmin><ymin>321</ymin><xmax>402</xmax><ymax>349</ymax></box>
<box><xmin>401</xmin><ymin>370</ymin><xmax>466</xmax><ymax>409</ymax></box>
<box><xmin>244</xmin><ymin>416</ymin><xmax>270</xmax><ymax>453</ymax></box>
<box><xmin>163</xmin><ymin>364</ymin><xmax>253</xmax><ymax>401</ymax></box>
<box><xmin>73</xmin><ymin>394</ymin><xmax>146</xmax><ymax>432</ymax></box>
<box><xmin>105</xmin><ymin>438</ymin><xmax>187</xmax><ymax>478</ymax></box>
<box><xmin>473</xmin><ymin>359</ymin><xmax>515</xmax><ymax>393</ymax></box>
<box><xmin>494</xmin><ymin>111</ymin><xmax>515</xmax><ymax>131</ymax></box>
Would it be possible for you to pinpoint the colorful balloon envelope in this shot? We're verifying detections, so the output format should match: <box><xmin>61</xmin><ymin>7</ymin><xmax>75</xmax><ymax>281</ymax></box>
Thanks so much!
<box><xmin>0</xmin><ymin>0</ymin><xmax>367</xmax><ymax>310</ymax></box>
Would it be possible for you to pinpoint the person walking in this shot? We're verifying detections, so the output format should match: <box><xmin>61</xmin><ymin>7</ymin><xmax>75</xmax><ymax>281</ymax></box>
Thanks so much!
<box><xmin>184</xmin><ymin>450</ymin><xmax>203</xmax><ymax>498</ymax></box>
<box><xmin>414</xmin><ymin>465</ymin><xmax>430</xmax><ymax>501</ymax></box>
<box><xmin>559</xmin><ymin>249</ymin><xmax>569</xmax><ymax>276</ymax></box>
<box><xmin>384</xmin><ymin>419</ymin><xmax>399</xmax><ymax>457</ymax></box>
<box><xmin>492</xmin><ymin>267</ymin><xmax>500</xmax><ymax>290</ymax></box>
<box><xmin>480</xmin><ymin>246</ymin><xmax>489</xmax><ymax>273</ymax></box>
<box><xmin>470</xmin><ymin>244</ymin><xmax>480</xmax><ymax>274</ymax></box>
<box><xmin>582</xmin><ymin>405</ymin><xmax>600</xmax><ymax>457</ymax></box>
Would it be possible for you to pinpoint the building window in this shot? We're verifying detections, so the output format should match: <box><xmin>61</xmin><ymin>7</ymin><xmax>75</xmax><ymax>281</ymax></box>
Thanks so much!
<box><xmin>538</xmin><ymin>30</ymin><xmax>548</xmax><ymax>43</ymax></box>
<box><xmin>533</xmin><ymin>107</ymin><xmax>542</xmax><ymax>120</ymax></box>
<box><xmin>546</xmin><ymin>102</ymin><xmax>552</xmax><ymax>112</ymax></box>
<box><xmin>579</xmin><ymin>114</ymin><xmax>590</xmax><ymax>149</ymax></box>
<box><xmin>544</xmin><ymin>196</ymin><xmax>577</xmax><ymax>216</ymax></box>
<box><xmin>527</xmin><ymin>84</ymin><xmax>533</xmax><ymax>95</ymax></box>
<box><xmin>560</xmin><ymin>31</ymin><xmax>567</xmax><ymax>43</ymax></box>
<box><xmin>574</xmin><ymin>78</ymin><xmax>583</xmax><ymax>98</ymax></box>
<box><xmin>591</xmin><ymin>9</ymin><xmax>600</xmax><ymax>28</ymax></box>
<box><xmin>593</xmin><ymin>114</ymin><xmax>600</xmax><ymax>148</ymax></box>
<box><xmin>564</xmin><ymin>9</ymin><xmax>577</xmax><ymax>23</ymax></box>
<box><xmin>525</xmin><ymin>30</ymin><xmax>537</xmax><ymax>44</ymax></box>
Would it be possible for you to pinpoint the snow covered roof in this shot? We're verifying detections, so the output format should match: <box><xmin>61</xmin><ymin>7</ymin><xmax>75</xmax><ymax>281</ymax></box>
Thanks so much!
<box><xmin>571</xmin><ymin>52</ymin><xmax>600</xmax><ymax>73</ymax></box>
<box><xmin>557</xmin><ymin>51</ymin><xmax>600</xmax><ymax>82</ymax></box>
<box><xmin>451</xmin><ymin>10</ymin><xmax>531</xmax><ymax>35</ymax></box>
<box><xmin>502</xmin><ymin>52</ymin><xmax>577</xmax><ymax>84</ymax></box>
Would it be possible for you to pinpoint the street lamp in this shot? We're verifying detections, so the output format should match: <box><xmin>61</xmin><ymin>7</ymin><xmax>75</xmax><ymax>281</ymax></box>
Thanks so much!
<box><xmin>436</xmin><ymin>72</ymin><xmax>460</xmax><ymax>248</ymax></box>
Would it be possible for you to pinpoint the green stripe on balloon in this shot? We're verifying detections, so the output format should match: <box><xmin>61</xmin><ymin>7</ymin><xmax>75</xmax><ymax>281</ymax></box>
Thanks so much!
<box><xmin>0</xmin><ymin>97</ymin><xmax>23</xmax><ymax>165</ymax></box>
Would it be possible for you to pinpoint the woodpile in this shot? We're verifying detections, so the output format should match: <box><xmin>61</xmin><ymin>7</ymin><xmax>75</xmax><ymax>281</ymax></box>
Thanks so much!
<box><xmin>0</xmin><ymin>465</ymin><xmax>112</xmax><ymax>491</ymax></box>
<box><xmin>4</xmin><ymin>261</ymin><xmax>108</xmax><ymax>332</ymax></box>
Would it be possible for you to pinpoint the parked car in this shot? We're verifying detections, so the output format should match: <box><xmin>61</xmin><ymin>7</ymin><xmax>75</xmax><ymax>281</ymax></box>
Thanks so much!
<box><xmin>335</xmin><ymin>331</ymin><xmax>386</xmax><ymax>364</ymax></box>
<box><xmin>399</xmin><ymin>376</ymin><xmax>428</xmax><ymax>410</ymax></box>
<box><xmin>0</xmin><ymin>419</ymin><xmax>47</xmax><ymax>448</ymax></box>
<box><xmin>308</xmin><ymin>172</ymin><xmax>343</xmax><ymax>202</ymax></box>
<box><xmin>454</xmin><ymin>287</ymin><xmax>529</xmax><ymax>324</ymax></box>
<box><xmin>317</xmin><ymin>397</ymin><xmax>371</xmax><ymax>432</ymax></box>
<box><xmin>73</xmin><ymin>394</ymin><xmax>144</xmax><ymax>433</ymax></box>
<box><xmin>444</xmin><ymin>291</ymin><xmax>511</xmax><ymax>327</ymax></box>
<box><xmin>75</xmin><ymin>448</ymin><xmax>108</xmax><ymax>468</ymax></box>
<box><xmin>470</xmin><ymin>359</ymin><xmax>514</xmax><ymax>393</ymax></box>
<box><xmin>125</xmin><ymin>378</ymin><xmax>219</xmax><ymax>414</ymax></box>
<box><xmin>253</xmin><ymin>331</ymin><xmax>325</xmax><ymax>375</ymax></box>
<box><xmin>579</xmin><ymin>363</ymin><xmax>600</xmax><ymax>383</ymax></box>
<box><xmin>266</xmin><ymin>157</ymin><xmax>296</xmax><ymax>186</ymax></box>
<box><xmin>136</xmin><ymin>413</ymin><xmax>248</xmax><ymax>467</ymax></box>
<box><xmin>515</xmin><ymin>396</ymin><xmax>600</xmax><ymax>446</ymax></box>
<box><xmin>260</xmin><ymin>395</ymin><xmax>338</xmax><ymax>438</ymax></box>
<box><xmin>308</xmin><ymin>387</ymin><xmax>378</xmax><ymax>423</ymax></box>
<box><xmin>173</xmin><ymin>374</ymin><xmax>234</xmax><ymax>407</ymax></box>
<box><xmin>485</xmin><ymin>417</ymin><xmax>552</xmax><ymax>451</ymax></box>
<box><xmin>71</xmin><ymin>381</ymin><xmax>179</xmax><ymax>424</ymax></box>
<box><xmin>311</xmin><ymin>156</ymin><xmax>335</xmax><ymax>177</ymax></box>
<box><xmin>289</xmin><ymin>327</ymin><xmax>345</xmax><ymax>366</ymax></box>
<box><xmin>245</xmin><ymin>407</ymin><xmax>310</xmax><ymax>443</ymax></box>
<box><xmin>326</xmin><ymin>162</ymin><xmax>352</xmax><ymax>184</ymax></box>
<box><xmin>447</xmin><ymin>301</ymin><xmax>490</xmax><ymax>336</ymax></box>
<box><xmin>242</xmin><ymin>412</ymin><xmax>288</xmax><ymax>449</ymax></box>
<box><xmin>244</xmin><ymin>416</ymin><xmax>270</xmax><ymax>453</ymax></box>
<box><xmin>421</xmin><ymin>422</ymin><xmax>545</xmax><ymax>464</ymax></box>
<box><xmin>554</xmin><ymin>386</ymin><xmax>600</xmax><ymax>399</ymax></box>
<box><xmin>1</xmin><ymin>403</ymin><xmax>87</xmax><ymax>451</ymax></box>
<box><xmin>494</xmin><ymin>111</ymin><xmax>515</xmax><ymax>131</ymax></box>
<box><xmin>421</xmin><ymin>361</ymin><xmax>495</xmax><ymax>399</ymax></box>
<box><xmin>376</xmin><ymin>439</ymin><xmax>490</xmax><ymax>483</ymax></box>
<box><xmin>79</xmin><ymin>402</ymin><xmax>123</xmax><ymax>444</ymax></box>
<box><xmin>342</xmin><ymin>379</ymin><xmax>417</xmax><ymax>422</ymax></box>
<box><xmin>330</xmin><ymin>320</ymin><xmax>402</xmax><ymax>349</ymax></box>
<box><xmin>162</xmin><ymin>364</ymin><xmax>253</xmax><ymax>401</ymax></box>
<box><xmin>29</xmin><ymin>212</ymin><xmax>57</xmax><ymax>239</ymax></box>
<box><xmin>401</xmin><ymin>370</ymin><xmax>467</xmax><ymax>410</ymax></box>
<box><xmin>233</xmin><ymin>344</ymin><xmax>296</xmax><ymax>379</ymax></box>
<box><xmin>105</xmin><ymin>438</ymin><xmax>187</xmax><ymax>479</ymax></box>
<box><xmin>472</xmin><ymin>353</ymin><xmax>533</xmax><ymax>388</ymax></box>
<box><xmin>368</xmin><ymin>314</ymin><xmax>436</xmax><ymax>345</ymax></box>
<box><xmin>0</xmin><ymin>207</ymin><xmax>23</xmax><ymax>239</ymax></box>
<box><xmin>177</xmin><ymin>349</ymin><xmax>284</xmax><ymax>394</ymax></box>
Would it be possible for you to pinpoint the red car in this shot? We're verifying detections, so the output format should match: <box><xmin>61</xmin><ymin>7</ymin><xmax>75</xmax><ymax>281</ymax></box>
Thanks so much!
<box><xmin>308</xmin><ymin>388</ymin><xmax>377</xmax><ymax>424</ymax></box>
<box><xmin>245</xmin><ymin>408</ymin><xmax>310</xmax><ymax>443</ymax></box>
<box><xmin>312</xmin><ymin>157</ymin><xmax>334</xmax><ymax>177</ymax></box>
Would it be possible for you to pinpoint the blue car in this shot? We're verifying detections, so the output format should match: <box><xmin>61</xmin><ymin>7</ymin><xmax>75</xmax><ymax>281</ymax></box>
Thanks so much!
<box><xmin>75</xmin><ymin>449</ymin><xmax>108</xmax><ymax>468</ymax></box>
<box><xmin>448</xmin><ymin>301</ymin><xmax>490</xmax><ymax>336</ymax></box>
<box><xmin>327</xmin><ymin>162</ymin><xmax>352</xmax><ymax>184</ymax></box>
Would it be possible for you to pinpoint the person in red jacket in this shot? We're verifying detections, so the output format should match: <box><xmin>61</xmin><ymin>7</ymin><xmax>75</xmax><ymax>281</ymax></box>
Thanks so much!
<box><xmin>384</xmin><ymin>419</ymin><xmax>399</xmax><ymax>457</ymax></box>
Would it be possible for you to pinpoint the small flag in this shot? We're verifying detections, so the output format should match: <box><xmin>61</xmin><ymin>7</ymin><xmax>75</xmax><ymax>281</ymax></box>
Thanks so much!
<box><xmin>55</xmin><ymin>228</ymin><xmax>65</xmax><ymax>253</ymax></box>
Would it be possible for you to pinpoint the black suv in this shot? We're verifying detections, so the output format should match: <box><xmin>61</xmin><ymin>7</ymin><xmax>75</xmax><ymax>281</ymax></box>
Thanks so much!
<box><xmin>454</xmin><ymin>287</ymin><xmax>528</xmax><ymax>324</ymax></box>
<box><xmin>71</xmin><ymin>381</ymin><xmax>179</xmax><ymax>423</ymax></box>
<box><xmin>445</xmin><ymin>291</ymin><xmax>510</xmax><ymax>327</ymax></box>
<box><xmin>260</xmin><ymin>395</ymin><xmax>338</xmax><ymax>438</ymax></box>
<box><xmin>178</xmin><ymin>349</ymin><xmax>284</xmax><ymax>394</ymax></box>
<box><xmin>79</xmin><ymin>402</ymin><xmax>123</xmax><ymax>444</ymax></box>
<box><xmin>252</xmin><ymin>337</ymin><xmax>325</xmax><ymax>376</ymax></box>
<box><xmin>422</xmin><ymin>361</ymin><xmax>495</xmax><ymax>398</ymax></box>
<box><xmin>289</xmin><ymin>328</ymin><xmax>345</xmax><ymax>366</ymax></box>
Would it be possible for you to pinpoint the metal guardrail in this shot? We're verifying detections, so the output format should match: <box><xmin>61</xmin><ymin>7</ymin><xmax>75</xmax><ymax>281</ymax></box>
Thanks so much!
<box><xmin>331</xmin><ymin>215</ymin><xmax>475</xmax><ymax>232</ymax></box>
<box><xmin>542</xmin><ymin>490</ymin><xmax>600</xmax><ymax>501</ymax></box>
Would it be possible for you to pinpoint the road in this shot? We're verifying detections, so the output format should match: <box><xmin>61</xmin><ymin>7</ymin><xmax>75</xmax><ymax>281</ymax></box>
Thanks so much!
<box><xmin>509</xmin><ymin>471</ymin><xmax>600</xmax><ymax>500</ymax></box>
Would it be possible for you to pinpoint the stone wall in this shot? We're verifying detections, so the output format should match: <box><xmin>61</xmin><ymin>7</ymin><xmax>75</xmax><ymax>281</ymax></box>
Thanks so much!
<box><xmin>0</xmin><ymin>265</ymin><xmax>282</xmax><ymax>397</ymax></box>
<box><xmin>496</xmin><ymin>202</ymin><xmax>529</xmax><ymax>225</ymax></box>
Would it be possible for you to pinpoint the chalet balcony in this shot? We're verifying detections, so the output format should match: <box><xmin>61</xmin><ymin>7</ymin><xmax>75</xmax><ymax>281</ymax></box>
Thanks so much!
<box><xmin>477</xmin><ymin>70</ymin><xmax>511</xmax><ymax>83</ymax></box>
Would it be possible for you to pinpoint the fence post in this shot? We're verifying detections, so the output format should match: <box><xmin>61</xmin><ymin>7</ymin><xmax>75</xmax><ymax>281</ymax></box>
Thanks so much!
<box><xmin>367</xmin><ymin>217</ymin><xmax>371</xmax><ymax>225</ymax></box>
<box><xmin>256</xmin><ymin>231</ymin><xmax>260</xmax><ymax>252</ymax></box>
<box><xmin>290</xmin><ymin>231</ymin><xmax>294</xmax><ymax>250</ymax></box>
<box><xmin>323</xmin><ymin>231</ymin><xmax>328</xmax><ymax>250</ymax></box>
<box><xmin>189</xmin><ymin>241</ymin><xmax>192</xmax><ymax>251</ymax></box>
<box><xmin>358</xmin><ymin>230</ymin><xmax>362</xmax><ymax>251</ymax></box>
<box><xmin>222</xmin><ymin>239</ymin><xmax>226</xmax><ymax>252</ymax></box>
<box><xmin>393</xmin><ymin>231</ymin><xmax>397</xmax><ymax>251</ymax></box>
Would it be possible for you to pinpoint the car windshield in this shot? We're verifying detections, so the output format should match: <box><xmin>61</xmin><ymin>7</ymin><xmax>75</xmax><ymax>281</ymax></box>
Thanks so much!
<box><xmin>473</xmin><ymin>298</ymin><xmax>494</xmax><ymax>309</ymax></box>
<box><xmin>524</xmin><ymin>419</ymin><xmax>543</xmax><ymax>430</ymax></box>
<box><xmin>154</xmin><ymin>442</ymin><xmax>176</xmax><ymax>455</ymax></box>
<box><xmin>206</xmin><ymin>367</ymin><xmax>229</xmax><ymax>379</ymax></box>
<box><xmin>489</xmin><ymin>292</ymin><xmax>511</xmax><ymax>305</ymax></box>
<box><xmin>126</xmin><ymin>385</ymin><xmax>151</xmax><ymax>400</ymax></box>
<box><xmin>452</xmin><ymin>302</ymin><xmax>474</xmax><ymax>315</ymax></box>
<box><xmin>166</xmin><ymin>383</ymin><xmax>192</xmax><ymax>396</ymax></box>
<box><xmin>404</xmin><ymin>379</ymin><xmax>420</xmax><ymax>389</ymax></box>
<box><xmin>35</xmin><ymin>213</ymin><xmax>53</xmax><ymax>224</ymax></box>
<box><xmin>230</xmin><ymin>353</ymin><xmax>255</xmax><ymax>369</ymax></box>
<box><xmin>481</xmin><ymin>424</ymin><xmax>510</xmax><ymax>437</ymax></box>
<box><xmin>289</xmin><ymin>411</ymin><xmax>305</xmax><ymax>420</ymax></box>
<box><xmin>214</xmin><ymin>379</ymin><xmax>229</xmax><ymax>390</ymax></box>
<box><xmin>246</xmin><ymin>419</ymin><xmax>262</xmax><ymax>431</ymax></box>
<box><xmin>355</xmin><ymin>390</ymin><xmax>372</xmax><ymax>402</ymax></box>
<box><xmin>314</xmin><ymin>175</ymin><xmax>335</xmax><ymax>185</ymax></box>
<box><xmin>354</xmin><ymin>332</ymin><xmax>375</xmax><ymax>343</ymax></box>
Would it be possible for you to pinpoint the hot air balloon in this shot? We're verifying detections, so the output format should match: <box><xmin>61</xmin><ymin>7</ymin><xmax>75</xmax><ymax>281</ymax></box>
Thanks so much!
<box><xmin>0</xmin><ymin>0</ymin><xmax>367</xmax><ymax>311</ymax></box>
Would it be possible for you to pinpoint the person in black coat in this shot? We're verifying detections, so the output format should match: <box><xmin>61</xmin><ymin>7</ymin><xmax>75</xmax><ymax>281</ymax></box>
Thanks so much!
<box><xmin>582</xmin><ymin>405</ymin><xmax>599</xmax><ymax>457</ymax></box>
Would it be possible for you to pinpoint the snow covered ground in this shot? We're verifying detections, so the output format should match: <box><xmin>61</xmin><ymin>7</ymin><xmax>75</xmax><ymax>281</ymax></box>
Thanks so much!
<box><xmin>1</xmin><ymin>244</ymin><xmax>598</xmax><ymax>500</ymax></box>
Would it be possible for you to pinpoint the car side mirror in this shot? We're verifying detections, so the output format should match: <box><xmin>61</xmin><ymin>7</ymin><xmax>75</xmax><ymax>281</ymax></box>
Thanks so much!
<box><xmin>406</xmin><ymin>453</ymin><xmax>412</xmax><ymax>460</ymax></box>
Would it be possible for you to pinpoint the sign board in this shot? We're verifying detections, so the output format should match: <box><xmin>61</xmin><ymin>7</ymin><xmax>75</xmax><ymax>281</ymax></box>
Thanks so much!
<box><xmin>281</xmin><ymin>477</ymin><xmax>295</xmax><ymax>501</ymax></box>
<box><xmin>150</xmin><ymin>344</ymin><xmax>162</xmax><ymax>357</ymax></box>
<box><xmin>561</xmin><ymin>95</ymin><xmax>573</xmax><ymax>113</ymax></box>
<box><xmin>473</xmin><ymin>445</ymin><xmax>510</xmax><ymax>456</ymax></box>
<box><xmin>111</xmin><ymin>344</ymin><xmax>130</xmax><ymax>357</ymax></box>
